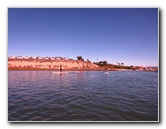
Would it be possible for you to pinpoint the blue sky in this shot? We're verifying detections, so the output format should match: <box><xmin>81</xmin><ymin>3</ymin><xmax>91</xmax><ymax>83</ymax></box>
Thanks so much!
<box><xmin>8</xmin><ymin>8</ymin><xmax>158</xmax><ymax>66</ymax></box>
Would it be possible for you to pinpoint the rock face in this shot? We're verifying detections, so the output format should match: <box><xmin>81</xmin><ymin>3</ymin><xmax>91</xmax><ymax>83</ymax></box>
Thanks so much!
<box><xmin>8</xmin><ymin>59</ymin><xmax>101</xmax><ymax>70</ymax></box>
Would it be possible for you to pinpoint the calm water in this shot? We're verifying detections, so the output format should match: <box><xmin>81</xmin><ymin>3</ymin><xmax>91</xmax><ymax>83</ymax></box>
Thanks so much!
<box><xmin>8</xmin><ymin>71</ymin><xmax>158</xmax><ymax>121</ymax></box>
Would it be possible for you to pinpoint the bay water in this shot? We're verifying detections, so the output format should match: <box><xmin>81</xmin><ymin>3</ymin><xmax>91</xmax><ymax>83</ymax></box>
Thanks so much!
<box><xmin>8</xmin><ymin>71</ymin><xmax>158</xmax><ymax>121</ymax></box>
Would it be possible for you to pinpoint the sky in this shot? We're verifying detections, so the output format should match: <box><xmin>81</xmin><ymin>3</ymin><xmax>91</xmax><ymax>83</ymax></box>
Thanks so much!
<box><xmin>8</xmin><ymin>8</ymin><xmax>158</xmax><ymax>66</ymax></box>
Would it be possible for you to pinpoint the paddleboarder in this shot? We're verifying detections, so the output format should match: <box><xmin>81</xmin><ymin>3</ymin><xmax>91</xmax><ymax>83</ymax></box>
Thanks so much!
<box><xmin>60</xmin><ymin>65</ymin><xmax>62</xmax><ymax>72</ymax></box>
<box><xmin>105</xmin><ymin>67</ymin><xmax>108</xmax><ymax>72</ymax></box>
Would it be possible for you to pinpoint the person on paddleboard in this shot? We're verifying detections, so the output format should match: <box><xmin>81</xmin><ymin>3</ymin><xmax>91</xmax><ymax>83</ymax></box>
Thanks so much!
<box><xmin>105</xmin><ymin>67</ymin><xmax>108</xmax><ymax>72</ymax></box>
<box><xmin>60</xmin><ymin>65</ymin><xmax>62</xmax><ymax>72</ymax></box>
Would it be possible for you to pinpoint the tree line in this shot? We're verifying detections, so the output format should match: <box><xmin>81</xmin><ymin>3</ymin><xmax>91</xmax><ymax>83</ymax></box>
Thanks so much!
<box><xmin>94</xmin><ymin>61</ymin><xmax>131</xmax><ymax>69</ymax></box>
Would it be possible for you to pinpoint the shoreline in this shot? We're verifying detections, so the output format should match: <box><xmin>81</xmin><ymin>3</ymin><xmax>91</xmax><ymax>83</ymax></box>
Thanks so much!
<box><xmin>8</xmin><ymin>67</ymin><xmax>122</xmax><ymax>71</ymax></box>
<box><xmin>8</xmin><ymin>68</ymin><xmax>157</xmax><ymax>72</ymax></box>
<box><xmin>8</xmin><ymin>68</ymin><xmax>110</xmax><ymax>71</ymax></box>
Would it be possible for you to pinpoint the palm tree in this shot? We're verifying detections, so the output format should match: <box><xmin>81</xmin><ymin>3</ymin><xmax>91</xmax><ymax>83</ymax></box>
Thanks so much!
<box><xmin>117</xmin><ymin>62</ymin><xmax>120</xmax><ymax>66</ymax></box>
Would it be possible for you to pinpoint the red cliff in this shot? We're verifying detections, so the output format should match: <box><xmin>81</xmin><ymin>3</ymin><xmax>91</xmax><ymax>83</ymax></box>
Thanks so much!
<box><xmin>8</xmin><ymin>58</ymin><xmax>101</xmax><ymax>71</ymax></box>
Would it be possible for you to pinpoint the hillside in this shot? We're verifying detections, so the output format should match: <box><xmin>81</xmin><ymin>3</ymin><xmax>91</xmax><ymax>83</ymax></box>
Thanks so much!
<box><xmin>8</xmin><ymin>58</ymin><xmax>102</xmax><ymax>71</ymax></box>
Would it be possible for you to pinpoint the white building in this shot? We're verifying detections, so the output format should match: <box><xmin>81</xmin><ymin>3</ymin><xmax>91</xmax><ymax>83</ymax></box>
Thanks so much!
<box><xmin>24</xmin><ymin>56</ymin><xmax>30</xmax><ymax>59</ymax></box>
<box><xmin>9</xmin><ymin>56</ymin><xmax>16</xmax><ymax>59</ymax></box>
<box><xmin>17</xmin><ymin>56</ymin><xmax>23</xmax><ymax>59</ymax></box>
<box><xmin>31</xmin><ymin>56</ymin><xmax>37</xmax><ymax>59</ymax></box>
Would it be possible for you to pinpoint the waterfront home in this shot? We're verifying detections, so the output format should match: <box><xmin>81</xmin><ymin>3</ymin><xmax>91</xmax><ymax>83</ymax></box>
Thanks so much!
<box><xmin>24</xmin><ymin>56</ymin><xmax>30</xmax><ymax>59</ymax></box>
<box><xmin>50</xmin><ymin>57</ymin><xmax>55</xmax><ymax>60</ymax></box>
<box><xmin>17</xmin><ymin>56</ymin><xmax>23</xmax><ymax>59</ymax></box>
<box><xmin>9</xmin><ymin>56</ymin><xmax>16</xmax><ymax>59</ymax></box>
<box><xmin>36</xmin><ymin>56</ymin><xmax>43</xmax><ymax>59</ymax></box>
<box><xmin>44</xmin><ymin>57</ymin><xmax>50</xmax><ymax>60</ymax></box>
<box><xmin>56</xmin><ymin>57</ymin><xmax>61</xmax><ymax>60</ymax></box>
<box><xmin>31</xmin><ymin>56</ymin><xmax>37</xmax><ymax>59</ymax></box>
<box><xmin>64</xmin><ymin>57</ymin><xmax>68</xmax><ymax>60</ymax></box>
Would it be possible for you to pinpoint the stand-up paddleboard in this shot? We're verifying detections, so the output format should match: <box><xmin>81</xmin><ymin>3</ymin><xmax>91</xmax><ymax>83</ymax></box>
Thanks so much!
<box><xmin>75</xmin><ymin>71</ymin><xmax>83</xmax><ymax>73</ymax></box>
<box><xmin>51</xmin><ymin>71</ymin><xmax>69</xmax><ymax>74</ymax></box>
<box><xmin>104</xmin><ymin>72</ymin><xmax>109</xmax><ymax>74</ymax></box>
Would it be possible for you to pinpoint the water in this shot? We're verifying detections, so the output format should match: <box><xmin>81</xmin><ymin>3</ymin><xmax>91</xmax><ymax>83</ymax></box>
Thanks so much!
<box><xmin>8</xmin><ymin>71</ymin><xmax>158</xmax><ymax>121</ymax></box>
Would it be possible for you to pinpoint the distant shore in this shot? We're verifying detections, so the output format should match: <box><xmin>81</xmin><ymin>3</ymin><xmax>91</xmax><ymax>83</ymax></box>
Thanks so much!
<box><xmin>8</xmin><ymin>57</ymin><xmax>158</xmax><ymax>72</ymax></box>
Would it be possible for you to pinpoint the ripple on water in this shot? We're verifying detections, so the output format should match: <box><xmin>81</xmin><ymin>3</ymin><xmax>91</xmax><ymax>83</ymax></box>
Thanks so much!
<box><xmin>8</xmin><ymin>71</ymin><xmax>158</xmax><ymax>121</ymax></box>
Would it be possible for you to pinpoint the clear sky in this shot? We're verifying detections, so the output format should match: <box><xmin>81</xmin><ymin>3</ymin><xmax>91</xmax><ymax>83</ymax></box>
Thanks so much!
<box><xmin>8</xmin><ymin>8</ymin><xmax>158</xmax><ymax>66</ymax></box>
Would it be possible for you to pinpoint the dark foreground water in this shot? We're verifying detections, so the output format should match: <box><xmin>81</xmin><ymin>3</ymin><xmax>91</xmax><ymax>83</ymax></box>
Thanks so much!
<box><xmin>8</xmin><ymin>71</ymin><xmax>158</xmax><ymax>121</ymax></box>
